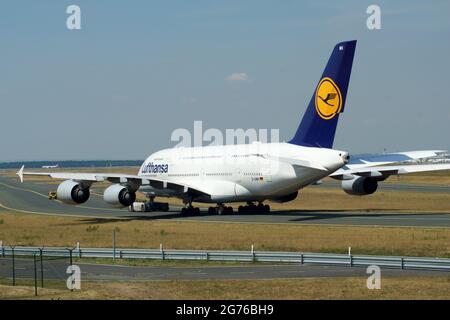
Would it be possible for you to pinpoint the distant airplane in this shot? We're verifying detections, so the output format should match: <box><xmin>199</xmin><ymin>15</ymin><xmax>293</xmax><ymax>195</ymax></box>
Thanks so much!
<box><xmin>17</xmin><ymin>40</ymin><xmax>450</xmax><ymax>215</ymax></box>
<box><xmin>41</xmin><ymin>164</ymin><xmax>59</xmax><ymax>169</ymax></box>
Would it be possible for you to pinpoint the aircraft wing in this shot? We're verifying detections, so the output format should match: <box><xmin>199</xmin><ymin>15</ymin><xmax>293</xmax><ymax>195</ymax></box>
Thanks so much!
<box><xmin>346</xmin><ymin>150</ymin><xmax>446</xmax><ymax>169</ymax></box>
<box><xmin>16</xmin><ymin>166</ymin><xmax>210</xmax><ymax>197</ymax></box>
<box><xmin>330</xmin><ymin>163</ymin><xmax>450</xmax><ymax>180</ymax></box>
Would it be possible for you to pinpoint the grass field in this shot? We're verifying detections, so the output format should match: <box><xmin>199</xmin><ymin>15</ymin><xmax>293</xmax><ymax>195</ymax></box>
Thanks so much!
<box><xmin>383</xmin><ymin>170</ymin><xmax>450</xmax><ymax>186</ymax></box>
<box><xmin>264</xmin><ymin>188</ymin><xmax>450</xmax><ymax>213</ymax></box>
<box><xmin>1</xmin><ymin>277</ymin><xmax>449</xmax><ymax>299</ymax></box>
<box><xmin>0</xmin><ymin>169</ymin><xmax>449</xmax><ymax>255</ymax></box>
<box><xmin>1</xmin><ymin>169</ymin><xmax>449</xmax><ymax>300</ymax></box>
<box><xmin>1</xmin><ymin>211</ymin><xmax>450</xmax><ymax>257</ymax></box>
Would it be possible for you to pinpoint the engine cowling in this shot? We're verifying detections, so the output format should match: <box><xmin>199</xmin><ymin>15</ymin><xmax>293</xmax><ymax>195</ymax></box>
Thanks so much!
<box><xmin>103</xmin><ymin>184</ymin><xmax>136</xmax><ymax>207</ymax></box>
<box><xmin>342</xmin><ymin>177</ymin><xmax>378</xmax><ymax>196</ymax></box>
<box><xmin>57</xmin><ymin>180</ymin><xmax>90</xmax><ymax>204</ymax></box>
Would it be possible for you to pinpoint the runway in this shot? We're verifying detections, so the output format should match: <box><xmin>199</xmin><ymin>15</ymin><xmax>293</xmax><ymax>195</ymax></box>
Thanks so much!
<box><xmin>1</xmin><ymin>174</ymin><xmax>450</xmax><ymax>228</ymax></box>
<box><xmin>0</xmin><ymin>258</ymin><xmax>447</xmax><ymax>281</ymax></box>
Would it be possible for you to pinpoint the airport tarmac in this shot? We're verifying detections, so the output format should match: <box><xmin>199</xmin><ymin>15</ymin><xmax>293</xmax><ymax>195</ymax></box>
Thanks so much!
<box><xmin>0</xmin><ymin>258</ymin><xmax>448</xmax><ymax>281</ymax></box>
<box><xmin>0</xmin><ymin>174</ymin><xmax>450</xmax><ymax>228</ymax></box>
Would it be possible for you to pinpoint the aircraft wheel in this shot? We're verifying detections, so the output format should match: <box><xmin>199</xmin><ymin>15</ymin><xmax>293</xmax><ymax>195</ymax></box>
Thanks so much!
<box><xmin>194</xmin><ymin>207</ymin><xmax>200</xmax><ymax>215</ymax></box>
<box><xmin>248</xmin><ymin>205</ymin><xmax>257</xmax><ymax>214</ymax></box>
<box><xmin>264</xmin><ymin>204</ymin><xmax>271</xmax><ymax>213</ymax></box>
<box><xmin>257</xmin><ymin>203</ymin><xmax>265</xmax><ymax>213</ymax></box>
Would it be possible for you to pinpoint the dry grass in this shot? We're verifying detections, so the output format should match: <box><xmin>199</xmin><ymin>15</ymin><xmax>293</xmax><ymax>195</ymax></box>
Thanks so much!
<box><xmin>2</xmin><ymin>167</ymin><xmax>449</xmax><ymax>212</ymax></box>
<box><xmin>0</xmin><ymin>167</ymin><xmax>449</xmax><ymax>256</ymax></box>
<box><xmin>1</xmin><ymin>211</ymin><xmax>450</xmax><ymax>257</ymax></box>
<box><xmin>383</xmin><ymin>170</ymin><xmax>450</xmax><ymax>186</ymax></box>
<box><xmin>146</xmin><ymin>187</ymin><xmax>450</xmax><ymax>213</ymax></box>
<box><xmin>90</xmin><ymin>180</ymin><xmax>450</xmax><ymax>213</ymax></box>
<box><xmin>267</xmin><ymin>188</ymin><xmax>450</xmax><ymax>212</ymax></box>
<box><xmin>1</xmin><ymin>277</ymin><xmax>449</xmax><ymax>300</ymax></box>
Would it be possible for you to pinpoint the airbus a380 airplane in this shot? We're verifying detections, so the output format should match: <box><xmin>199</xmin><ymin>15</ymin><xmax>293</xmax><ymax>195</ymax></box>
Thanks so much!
<box><xmin>17</xmin><ymin>40</ymin><xmax>450</xmax><ymax>215</ymax></box>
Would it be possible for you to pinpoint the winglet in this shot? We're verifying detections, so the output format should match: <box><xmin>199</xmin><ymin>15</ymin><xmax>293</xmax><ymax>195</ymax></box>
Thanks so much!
<box><xmin>17</xmin><ymin>165</ymin><xmax>24</xmax><ymax>183</ymax></box>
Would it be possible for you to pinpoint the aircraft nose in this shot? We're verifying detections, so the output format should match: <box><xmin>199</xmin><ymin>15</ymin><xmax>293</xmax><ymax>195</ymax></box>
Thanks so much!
<box><xmin>340</xmin><ymin>152</ymin><xmax>350</xmax><ymax>164</ymax></box>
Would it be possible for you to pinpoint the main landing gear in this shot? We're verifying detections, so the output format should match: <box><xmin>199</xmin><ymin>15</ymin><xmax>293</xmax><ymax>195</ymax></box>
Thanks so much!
<box><xmin>181</xmin><ymin>204</ymin><xmax>200</xmax><ymax>216</ymax></box>
<box><xmin>207</xmin><ymin>204</ymin><xmax>233</xmax><ymax>215</ymax></box>
<box><xmin>181</xmin><ymin>204</ymin><xmax>233</xmax><ymax>216</ymax></box>
<box><xmin>207</xmin><ymin>202</ymin><xmax>271</xmax><ymax>215</ymax></box>
<box><xmin>238</xmin><ymin>202</ymin><xmax>270</xmax><ymax>214</ymax></box>
<box><xmin>180</xmin><ymin>202</ymin><xmax>271</xmax><ymax>216</ymax></box>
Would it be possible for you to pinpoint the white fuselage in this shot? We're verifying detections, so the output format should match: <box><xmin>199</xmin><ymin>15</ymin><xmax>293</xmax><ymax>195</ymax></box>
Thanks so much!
<box><xmin>137</xmin><ymin>142</ymin><xmax>348</xmax><ymax>204</ymax></box>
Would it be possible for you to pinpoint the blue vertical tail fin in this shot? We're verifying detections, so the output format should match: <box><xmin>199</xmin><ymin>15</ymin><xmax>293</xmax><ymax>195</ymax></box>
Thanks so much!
<box><xmin>289</xmin><ymin>40</ymin><xmax>356</xmax><ymax>148</ymax></box>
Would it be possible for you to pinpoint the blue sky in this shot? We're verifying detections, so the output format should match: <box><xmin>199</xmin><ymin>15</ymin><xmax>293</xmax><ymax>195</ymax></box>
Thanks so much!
<box><xmin>0</xmin><ymin>0</ymin><xmax>449</xmax><ymax>161</ymax></box>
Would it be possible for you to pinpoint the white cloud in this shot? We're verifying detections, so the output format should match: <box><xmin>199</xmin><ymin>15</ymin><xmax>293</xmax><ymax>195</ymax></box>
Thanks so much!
<box><xmin>226</xmin><ymin>72</ymin><xmax>249</xmax><ymax>82</ymax></box>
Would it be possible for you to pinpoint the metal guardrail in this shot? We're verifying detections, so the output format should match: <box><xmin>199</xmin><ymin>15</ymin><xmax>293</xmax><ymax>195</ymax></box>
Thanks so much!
<box><xmin>1</xmin><ymin>246</ymin><xmax>450</xmax><ymax>271</ymax></box>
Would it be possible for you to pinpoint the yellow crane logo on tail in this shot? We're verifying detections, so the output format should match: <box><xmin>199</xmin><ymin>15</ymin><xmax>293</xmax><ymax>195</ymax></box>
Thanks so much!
<box><xmin>315</xmin><ymin>77</ymin><xmax>342</xmax><ymax>120</ymax></box>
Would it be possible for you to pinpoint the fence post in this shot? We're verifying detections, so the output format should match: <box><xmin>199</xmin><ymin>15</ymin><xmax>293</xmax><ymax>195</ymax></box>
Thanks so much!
<box><xmin>300</xmin><ymin>253</ymin><xmax>304</xmax><ymax>265</ymax></box>
<box><xmin>76</xmin><ymin>242</ymin><xmax>81</xmax><ymax>259</ymax></box>
<box><xmin>39</xmin><ymin>248</ymin><xmax>44</xmax><ymax>288</ymax></box>
<box><xmin>160</xmin><ymin>244</ymin><xmax>165</xmax><ymax>261</ymax></box>
<box><xmin>401</xmin><ymin>257</ymin><xmax>404</xmax><ymax>270</ymax></box>
<box><xmin>349</xmin><ymin>254</ymin><xmax>353</xmax><ymax>267</ymax></box>
<box><xmin>67</xmin><ymin>248</ymin><xmax>74</xmax><ymax>292</ymax></box>
<box><xmin>11</xmin><ymin>246</ymin><xmax>15</xmax><ymax>286</ymax></box>
<box><xmin>33</xmin><ymin>253</ymin><xmax>38</xmax><ymax>296</ymax></box>
<box><xmin>205</xmin><ymin>252</ymin><xmax>209</xmax><ymax>261</ymax></box>
<box><xmin>68</xmin><ymin>248</ymin><xmax>73</xmax><ymax>267</ymax></box>
<box><xmin>251</xmin><ymin>244</ymin><xmax>255</xmax><ymax>262</ymax></box>
<box><xmin>113</xmin><ymin>230</ymin><xmax>116</xmax><ymax>262</ymax></box>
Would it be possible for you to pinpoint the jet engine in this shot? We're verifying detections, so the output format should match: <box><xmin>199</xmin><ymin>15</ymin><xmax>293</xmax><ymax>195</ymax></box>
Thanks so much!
<box><xmin>341</xmin><ymin>177</ymin><xmax>378</xmax><ymax>196</ymax></box>
<box><xmin>56</xmin><ymin>180</ymin><xmax>90</xmax><ymax>204</ymax></box>
<box><xmin>103</xmin><ymin>184</ymin><xmax>136</xmax><ymax>207</ymax></box>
